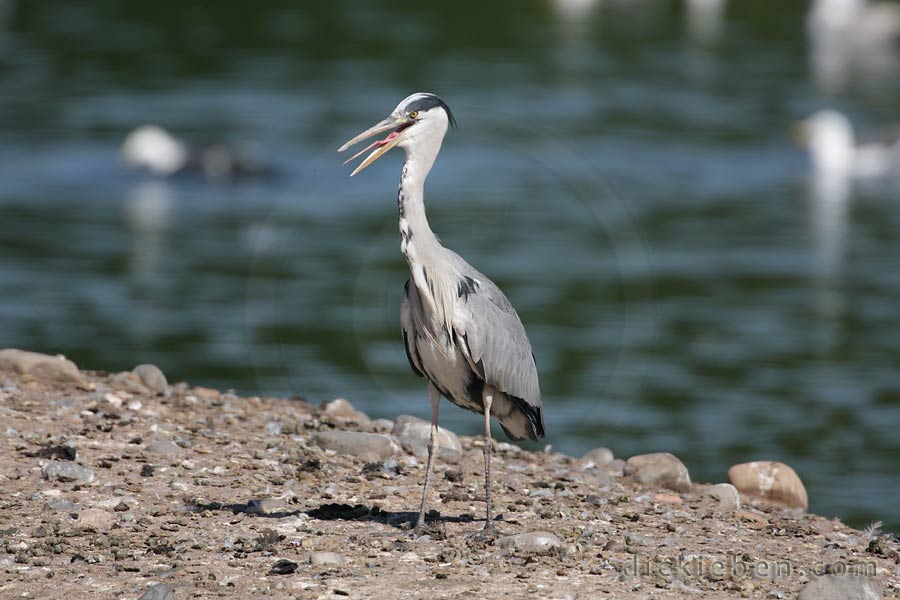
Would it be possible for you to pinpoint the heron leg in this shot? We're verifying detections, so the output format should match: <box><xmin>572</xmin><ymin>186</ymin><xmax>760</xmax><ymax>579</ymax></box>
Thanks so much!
<box><xmin>481</xmin><ymin>388</ymin><xmax>494</xmax><ymax>532</ymax></box>
<box><xmin>413</xmin><ymin>383</ymin><xmax>441</xmax><ymax>535</ymax></box>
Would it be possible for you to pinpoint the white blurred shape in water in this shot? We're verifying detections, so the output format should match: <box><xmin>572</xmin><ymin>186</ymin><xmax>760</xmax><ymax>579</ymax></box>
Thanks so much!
<box><xmin>807</xmin><ymin>0</ymin><xmax>900</xmax><ymax>91</ymax></box>
<box><xmin>122</xmin><ymin>125</ymin><xmax>188</xmax><ymax>176</ymax></box>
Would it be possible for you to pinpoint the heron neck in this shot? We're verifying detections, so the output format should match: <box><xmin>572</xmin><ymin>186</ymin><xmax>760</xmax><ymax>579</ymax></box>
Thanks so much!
<box><xmin>397</xmin><ymin>151</ymin><xmax>441</xmax><ymax>254</ymax></box>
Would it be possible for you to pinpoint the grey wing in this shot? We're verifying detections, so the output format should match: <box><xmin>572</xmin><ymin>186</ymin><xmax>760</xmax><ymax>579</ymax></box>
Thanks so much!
<box><xmin>400</xmin><ymin>280</ymin><xmax>424</xmax><ymax>378</ymax></box>
<box><xmin>452</xmin><ymin>275</ymin><xmax>544</xmax><ymax>440</ymax></box>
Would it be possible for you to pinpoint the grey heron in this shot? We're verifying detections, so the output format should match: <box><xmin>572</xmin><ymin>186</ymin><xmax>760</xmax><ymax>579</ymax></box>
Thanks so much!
<box><xmin>338</xmin><ymin>93</ymin><xmax>545</xmax><ymax>537</ymax></box>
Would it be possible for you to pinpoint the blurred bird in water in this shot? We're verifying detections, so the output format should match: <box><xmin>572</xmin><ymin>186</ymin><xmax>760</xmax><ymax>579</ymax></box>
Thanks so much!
<box><xmin>795</xmin><ymin>110</ymin><xmax>900</xmax><ymax>181</ymax></box>
<box><xmin>122</xmin><ymin>125</ymin><xmax>277</xmax><ymax>181</ymax></box>
<box><xmin>339</xmin><ymin>93</ymin><xmax>545</xmax><ymax>538</ymax></box>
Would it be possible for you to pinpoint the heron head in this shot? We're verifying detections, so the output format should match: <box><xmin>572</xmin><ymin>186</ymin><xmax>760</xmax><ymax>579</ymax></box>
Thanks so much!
<box><xmin>338</xmin><ymin>92</ymin><xmax>456</xmax><ymax>176</ymax></box>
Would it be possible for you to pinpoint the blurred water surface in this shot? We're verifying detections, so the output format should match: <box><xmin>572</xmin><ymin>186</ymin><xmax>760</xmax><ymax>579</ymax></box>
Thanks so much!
<box><xmin>2</xmin><ymin>0</ymin><xmax>900</xmax><ymax>530</ymax></box>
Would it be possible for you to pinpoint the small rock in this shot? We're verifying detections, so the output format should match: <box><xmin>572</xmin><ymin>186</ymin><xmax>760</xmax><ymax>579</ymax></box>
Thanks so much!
<box><xmin>496</xmin><ymin>531</ymin><xmax>561</xmax><ymax>554</ymax></box>
<box><xmin>653</xmin><ymin>493</ymin><xmax>682</xmax><ymax>503</ymax></box>
<box><xmin>170</xmin><ymin>480</ymin><xmax>189</xmax><ymax>492</ymax></box>
<box><xmin>623</xmin><ymin>452</ymin><xmax>691</xmax><ymax>492</ymax></box>
<box><xmin>139</xmin><ymin>583</ymin><xmax>177</xmax><ymax>600</ymax></box>
<box><xmin>132</xmin><ymin>364</ymin><xmax>168</xmax><ymax>394</ymax></box>
<box><xmin>75</xmin><ymin>508</ymin><xmax>114</xmax><ymax>531</ymax></box>
<box><xmin>310</xmin><ymin>431</ymin><xmax>399</xmax><ymax>462</ymax></box>
<box><xmin>797</xmin><ymin>573</ymin><xmax>882</xmax><ymax>600</ymax></box>
<box><xmin>320</xmin><ymin>398</ymin><xmax>371</xmax><ymax>426</ymax></box>
<box><xmin>269</xmin><ymin>559</ymin><xmax>298</xmax><ymax>575</ymax></box>
<box><xmin>371</xmin><ymin>418</ymin><xmax>394</xmax><ymax>433</ymax></box>
<box><xmin>144</xmin><ymin>440</ymin><xmax>182</xmax><ymax>456</ymax></box>
<box><xmin>391</xmin><ymin>415</ymin><xmax>462</xmax><ymax>463</ymax></box>
<box><xmin>47</xmin><ymin>498</ymin><xmax>80</xmax><ymax>512</ymax></box>
<box><xmin>310</xmin><ymin>551</ymin><xmax>347</xmax><ymax>566</ymax></box>
<box><xmin>41</xmin><ymin>461</ymin><xmax>95</xmax><ymax>484</ymax></box>
<box><xmin>0</xmin><ymin>349</ymin><xmax>82</xmax><ymax>383</ymax></box>
<box><xmin>581</xmin><ymin>447</ymin><xmax>615</xmax><ymax>467</ymax></box>
<box><xmin>245</xmin><ymin>498</ymin><xmax>287</xmax><ymax>515</ymax></box>
<box><xmin>192</xmin><ymin>386</ymin><xmax>220</xmax><ymax>400</ymax></box>
<box><xmin>707</xmin><ymin>483</ymin><xmax>741</xmax><ymax>511</ymax></box>
<box><xmin>728</xmin><ymin>461</ymin><xmax>808</xmax><ymax>509</ymax></box>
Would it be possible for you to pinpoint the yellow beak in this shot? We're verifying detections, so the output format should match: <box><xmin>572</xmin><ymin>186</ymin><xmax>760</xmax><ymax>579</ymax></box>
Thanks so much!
<box><xmin>338</xmin><ymin>116</ymin><xmax>411</xmax><ymax>176</ymax></box>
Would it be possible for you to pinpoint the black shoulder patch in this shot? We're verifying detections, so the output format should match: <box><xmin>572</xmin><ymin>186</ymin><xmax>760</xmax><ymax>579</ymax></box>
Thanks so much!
<box><xmin>457</xmin><ymin>275</ymin><xmax>478</xmax><ymax>300</ymax></box>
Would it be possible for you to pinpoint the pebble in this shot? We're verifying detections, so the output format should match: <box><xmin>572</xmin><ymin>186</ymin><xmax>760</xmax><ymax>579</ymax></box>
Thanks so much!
<box><xmin>132</xmin><ymin>364</ymin><xmax>168</xmax><ymax>394</ymax></box>
<box><xmin>41</xmin><ymin>461</ymin><xmax>95</xmax><ymax>484</ymax></box>
<box><xmin>390</xmin><ymin>415</ymin><xmax>462</xmax><ymax>463</ymax></box>
<box><xmin>796</xmin><ymin>573</ymin><xmax>882</xmax><ymax>600</ymax></box>
<box><xmin>269</xmin><ymin>559</ymin><xmax>298</xmax><ymax>575</ymax></box>
<box><xmin>371</xmin><ymin>418</ymin><xmax>394</xmax><ymax>433</ymax></box>
<box><xmin>144</xmin><ymin>440</ymin><xmax>183</xmax><ymax>456</ymax></box>
<box><xmin>75</xmin><ymin>508</ymin><xmax>114</xmax><ymax>531</ymax></box>
<box><xmin>310</xmin><ymin>551</ymin><xmax>347</xmax><ymax>566</ymax></box>
<box><xmin>170</xmin><ymin>480</ymin><xmax>189</xmax><ymax>492</ymax></box>
<box><xmin>310</xmin><ymin>431</ymin><xmax>399</xmax><ymax>462</ymax></box>
<box><xmin>496</xmin><ymin>531</ymin><xmax>561</xmax><ymax>555</ymax></box>
<box><xmin>707</xmin><ymin>483</ymin><xmax>741</xmax><ymax>511</ymax></box>
<box><xmin>47</xmin><ymin>498</ymin><xmax>80</xmax><ymax>512</ymax></box>
<box><xmin>0</xmin><ymin>348</ymin><xmax>83</xmax><ymax>383</ymax></box>
<box><xmin>320</xmin><ymin>398</ymin><xmax>371</xmax><ymax>426</ymax></box>
<box><xmin>245</xmin><ymin>498</ymin><xmax>288</xmax><ymax>515</ymax></box>
<box><xmin>139</xmin><ymin>583</ymin><xmax>178</xmax><ymax>600</ymax></box>
<box><xmin>623</xmin><ymin>452</ymin><xmax>691</xmax><ymax>492</ymax></box>
<box><xmin>728</xmin><ymin>461</ymin><xmax>808</xmax><ymax>509</ymax></box>
<box><xmin>581</xmin><ymin>447</ymin><xmax>615</xmax><ymax>467</ymax></box>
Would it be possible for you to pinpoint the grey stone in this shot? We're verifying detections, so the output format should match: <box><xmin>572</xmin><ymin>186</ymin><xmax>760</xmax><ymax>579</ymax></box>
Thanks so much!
<box><xmin>310</xmin><ymin>551</ymin><xmax>347</xmax><ymax>566</ymax></box>
<box><xmin>796</xmin><ymin>574</ymin><xmax>882</xmax><ymax>600</ymax></box>
<box><xmin>707</xmin><ymin>483</ymin><xmax>741</xmax><ymax>511</ymax></box>
<box><xmin>391</xmin><ymin>415</ymin><xmax>462</xmax><ymax>464</ymax></box>
<box><xmin>581</xmin><ymin>447</ymin><xmax>615</xmax><ymax>467</ymax></box>
<box><xmin>75</xmin><ymin>508</ymin><xmax>114</xmax><ymax>531</ymax></box>
<box><xmin>133</xmin><ymin>364</ymin><xmax>168</xmax><ymax>394</ymax></box>
<box><xmin>320</xmin><ymin>398</ymin><xmax>370</xmax><ymax>426</ymax></box>
<box><xmin>41</xmin><ymin>461</ymin><xmax>95</xmax><ymax>484</ymax></box>
<box><xmin>623</xmin><ymin>452</ymin><xmax>691</xmax><ymax>492</ymax></box>
<box><xmin>371</xmin><ymin>418</ymin><xmax>394</xmax><ymax>433</ymax></box>
<box><xmin>47</xmin><ymin>498</ymin><xmax>80</xmax><ymax>512</ymax></box>
<box><xmin>139</xmin><ymin>583</ymin><xmax>177</xmax><ymax>600</ymax></box>
<box><xmin>310</xmin><ymin>431</ymin><xmax>399</xmax><ymax>462</ymax></box>
<box><xmin>0</xmin><ymin>349</ymin><xmax>82</xmax><ymax>383</ymax></box>
<box><xmin>495</xmin><ymin>531</ymin><xmax>561</xmax><ymax>554</ymax></box>
<box><xmin>144</xmin><ymin>440</ymin><xmax>182</xmax><ymax>455</ymax></box>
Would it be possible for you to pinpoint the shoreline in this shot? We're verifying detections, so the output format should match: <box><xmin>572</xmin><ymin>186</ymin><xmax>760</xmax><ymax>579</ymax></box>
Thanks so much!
<box><xmin>1</xmin><ymin>349</ymin><xmax>898</xmax><ymax>599</ymax></box>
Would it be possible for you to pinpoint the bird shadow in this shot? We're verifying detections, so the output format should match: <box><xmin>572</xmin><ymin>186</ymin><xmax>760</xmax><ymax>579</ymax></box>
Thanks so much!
<box><xmin>305</xmin><ymin>502</ymin><xmax>479</xmax><ymax>532</ymax></box>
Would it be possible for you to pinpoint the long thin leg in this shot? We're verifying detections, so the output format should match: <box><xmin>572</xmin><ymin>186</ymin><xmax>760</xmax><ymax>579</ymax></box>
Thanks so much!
<box><xmin>481</xmin><ymin>388</ymin><xmax>494</xmax><ymax>531</ymax></box>
<box><xmin>413</xmin><ymin>383</ymin><xmax>441</xmax><ymax>534</ymax></box>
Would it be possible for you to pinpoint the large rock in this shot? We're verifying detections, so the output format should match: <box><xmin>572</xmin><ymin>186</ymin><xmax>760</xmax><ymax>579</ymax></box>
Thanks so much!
<box><xmin>391</xmin><ymin>415</ymin><xmax>462</xmax><ymax>463</ymax></box>
<box><xmin>797</xmin><ymin>573</ymin><xmax>882</xmax><ymax>600</ymax></box>
<box><xmin>728</xmin><ymin>461</ymin><xmax>808</xmax><ymax>510</ymax></box>
<box><xmin>310</xmin><ymin>431</ymin><xmax>399</xmax><ymax>462</ymax></box>
<box><xmin>0</xmin><ymin>349</ymin><xmax>82</xmax><ymax>383</ymax></box>
<box><xmin>581</xmin><ymin>447</ymin><xmax>615</xmax><ymax>467</ymax></box>
<box><xmin>623</xmin><ymin>452</ymin><xmax>691</xmax><ymax>492</ymax></box>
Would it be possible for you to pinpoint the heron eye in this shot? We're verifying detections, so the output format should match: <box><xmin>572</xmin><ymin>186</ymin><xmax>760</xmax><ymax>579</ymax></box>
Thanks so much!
<box><xmin>409</xmin><ymin>111</ymin><xmax>419</xmax><ymax>119</ymax></box>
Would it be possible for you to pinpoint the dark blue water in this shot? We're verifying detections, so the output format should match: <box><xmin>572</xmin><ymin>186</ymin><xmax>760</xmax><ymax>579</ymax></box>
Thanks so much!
<box><xmin>2</xmin><ymin>0</ymin><xmax>899</xmax><ymax>530</ymax></box>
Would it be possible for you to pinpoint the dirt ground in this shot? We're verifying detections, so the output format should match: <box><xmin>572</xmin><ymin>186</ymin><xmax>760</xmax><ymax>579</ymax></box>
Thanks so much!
<box><xmin>1</xmin><ymin>357</ymin><xmax>899</xmax><ymax>599</ymax></box>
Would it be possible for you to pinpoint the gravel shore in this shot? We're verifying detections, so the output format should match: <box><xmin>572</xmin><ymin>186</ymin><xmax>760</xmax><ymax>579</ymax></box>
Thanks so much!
<box><xmin>1</xmin><ymin>349</ymin><xmax>898</xmax><ymax>599</ymax></box>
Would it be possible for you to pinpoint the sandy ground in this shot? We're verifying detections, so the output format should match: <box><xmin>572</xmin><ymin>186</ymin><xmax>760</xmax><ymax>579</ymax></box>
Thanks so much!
<box><xmin>1</xmin><ymin>356</ymin><xmax>899</xmax><ymax>599</ymax></box>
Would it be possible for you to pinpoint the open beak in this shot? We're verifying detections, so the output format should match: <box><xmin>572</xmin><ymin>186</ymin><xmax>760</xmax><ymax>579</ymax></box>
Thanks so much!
<box><xmin>338</xmin><ymin>115</ymin><xmax>413</xmax><ymax>176</ymax></box>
